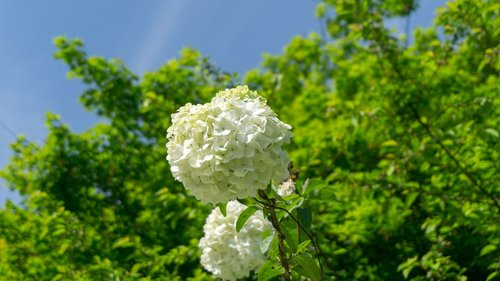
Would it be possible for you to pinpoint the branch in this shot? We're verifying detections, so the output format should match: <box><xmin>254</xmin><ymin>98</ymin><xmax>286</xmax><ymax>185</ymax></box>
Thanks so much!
<box><xmin>255</xmin><ymin>195</ymin><xmax>324</xmax><ymax>280</ymax></box>
<box><xmin>258</xmin><ymin>190</ymin><xmax>291</xmax><ymax>281</ymax></box>
<box><xmin>371</xmin><ymin>34</ymin><xmax>499</xmax><ymax>212</ymax></box>
<box><xmin>409</xmin><ymin>105</ymin><xmax>500</xmax><ymax>212</ymax></box>
<box><xmin>272</xmin><ymin>205</ymin><xmax>324</xmax><ymax>280</ymax></box>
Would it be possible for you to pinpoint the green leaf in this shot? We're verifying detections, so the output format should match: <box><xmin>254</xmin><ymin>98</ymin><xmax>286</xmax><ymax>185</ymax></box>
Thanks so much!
<box><xmin>131</xmin><ymin>263</ymin><xmax>145</xmax><ymax>274</ymax></box>
<box><xmin>264</xmin><ymin>182</ymin><xmax>274</xmax><ymax>196</ymax></box>
<box><xmin>282</xmin><ymin>196</ymin><xmax>304</xmax><ymax>217</ymax></box>
<box><xmin>402</xmin><ymin>268</ymin><xmax>412</xmax><ymax>279</ymax></box>
<box><xmin>333</xmin><ymin>248</ymin><xmax>347</xmax><ymax>255</ymax></box>
<box><xmin>298</xmin><ymin>207</ymin><xmax>312</xmax><ymax>231</ymax></box>
<box><xmin>487</xmin><ymin>272</ymin><xmax>498</xmax><ymax>281</ymax></box>
<box><xmin>420</xmin><ymin>162</ymin><xmax>430</xmax><ymax>172</ymax></box>
<box><xmin>57</xmin><ymin>242</ymin><xmax>71</xmax><ymax>255</ymax></box>
<box><xmin>281</xmin><ymin>219</ymin><xmax>299</xmax><ymax>252</ymax></box>
<box><xmin>480</xmin><ymin>244</ymin><xmax>497</xmax><ymax>256</ymax></box>
<box><xmin>293</xmin><ymin>254</ymin><xmax>321</xmax><ymax>281</ymax></box>
<box><xmin>268</xmin><ymin>234</ymin><xmax>280</xmax><ymax>257</ymax></box>
<box><xmin>258</xmin><ymin>260</ymin><xmax>284</xmax><ymax>281</ymax></box>
<box><xmin>218</xmin><ymin>202</ymin><xmax>227</xmax><ymax>217</ymax></box>
<box><xmin>398</xmin><ymin>256</ymin><xmax>418</xmax><ymax>279</ymax></box>
<box><xmin>442</xmin><ymin>139</ymin><xmax>453</xmax><ymax>146</ymax></box>
<box><xmin>296</xmin><ymin>240</ymin><xmax>311</xmax><ymax>255</ymax></box>
<box><xmin>301</xmin><ymin>178</ymin><xmax>310</xmax><ymax>195</ymax></box>
<box><xmin>260</xmin><ymin>229</ymin><xmax>274</xmax><ymax>254</ymax></box>
<box><xmin>50</xmin><ymin>274</ymin><xmax>63</xmax><ymax>281</ymax></box>
<box><xmin>315</xmin><ymin>2</ymin><xmax>326</xmax><ymax>18</ymax></box>
<box><xmin>282</xmin><ymin>194</ymin><xmax>300</xmax><ymax>201</ymax></box>
<box><xmin>303</xmin><ymin>178</ymin><xmax>327</xmax><ymax>195</ymax></box>
<box><xmin>405</xmin><ymin>192</ymin><xmax>419</xmax><ymax>207</ymax></box>
<box><xmin>236</xmin><ymin>206</ymin><xmax>259</xmax><ymax>232</ymax></box>
<box><xmin>485</xmin><ymin>128</ymin><xmax>499</xmax><ymax>138</ymax></box>
<box><xmin>381</xmin><ymin>140</ymin><xmax>398</xmax><ymax>147</ymax></box>
<box><xmin>112</xmin><ymin>237</ymin><xmax>133</xmax><ymax>249</ymax></box>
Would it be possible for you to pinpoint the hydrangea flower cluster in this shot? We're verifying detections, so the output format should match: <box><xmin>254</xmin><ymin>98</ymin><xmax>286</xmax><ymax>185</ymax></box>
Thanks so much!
<box><xmin>199</xmin><ymin>200</ymin><xmax>272</xmax><ymax>280</ymax></box>
<box><xmin>166</xmin><ymin>86</ymin><xmax>292</xmax><ymax>203</ymax></box>
<box><xmin>277</xmin><ymin>178</ymin><xmax>296</xmax><ymax>197</ymax></box>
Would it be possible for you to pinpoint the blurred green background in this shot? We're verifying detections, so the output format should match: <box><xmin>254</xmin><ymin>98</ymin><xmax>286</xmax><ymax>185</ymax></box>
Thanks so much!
<box><xmin>0</xmin><ymin>0</ymin><xmax>498</xmax><ymax>280</ymax></box>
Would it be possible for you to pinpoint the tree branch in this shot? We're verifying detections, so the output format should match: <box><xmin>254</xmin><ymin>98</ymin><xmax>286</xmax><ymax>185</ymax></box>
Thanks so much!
<box><xmin>371</xmin><ymin>33</ymin><xmax>499</xmax><ymax>212</ymax></box>
<box><xmin>255</xmin><ymin>195</ymin><xmax>324</xmax><ymax>280</ymax></box>
<box><xmin>409</xmin><ymin>104</ymin><xmax>500</xmax><ymax>212</ymax></box>
<box><xmin>258</xmin><ymin>190</ymin><xmax>291</xmax><ymax>281</ymax></box>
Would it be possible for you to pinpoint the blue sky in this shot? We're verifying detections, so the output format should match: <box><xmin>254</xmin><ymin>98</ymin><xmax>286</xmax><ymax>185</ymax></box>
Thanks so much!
<box><xmin>0</xmin><ymin>0</ymin><xmax>446</xmax><ymax>204</ymax></box>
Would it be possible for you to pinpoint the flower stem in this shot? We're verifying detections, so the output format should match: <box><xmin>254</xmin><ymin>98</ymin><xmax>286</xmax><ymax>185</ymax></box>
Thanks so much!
<box><xmin>259</xmin><ymin>190</ymin><xmax>291</xmax><ymax>281</ymax></box>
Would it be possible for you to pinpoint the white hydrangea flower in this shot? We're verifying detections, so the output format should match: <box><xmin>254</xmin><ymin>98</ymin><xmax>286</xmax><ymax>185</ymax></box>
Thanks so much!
<box><xmin>199</xmin><ymin>200</ymin><xmax>272</xmax><ymax>280</ymax></box>
<box><xmin>277</xmin><ymin>179</ymin><xmax>296</xmax><ymax>197</ymax></box>
<box><xmin>166</xmin><ymin>86</ymin><xmax>292</xmax><ymax>203</ymax></box>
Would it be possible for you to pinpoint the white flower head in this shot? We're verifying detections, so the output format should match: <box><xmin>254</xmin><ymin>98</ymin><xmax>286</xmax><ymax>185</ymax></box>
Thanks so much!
<box><xmin>199</xmin><ymin>200</ymin><xmax>272</xmax><ymax>280</ymax></box>
<box><xmin>277</xmin><ymin>179</ymin><xmax>296</xmax><ymax>197</ymax></box>
<box><xmin>166</xmin><ymin>86</ymin><xmax>292</xmax><ymax>203</ymax></box>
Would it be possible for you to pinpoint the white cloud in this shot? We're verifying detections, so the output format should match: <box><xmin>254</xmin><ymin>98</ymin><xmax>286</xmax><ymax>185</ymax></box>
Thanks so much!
<box><xmin>133</xmin><ymin>0</ymin><xmax>190</xmax><ymax>73</ymax></box>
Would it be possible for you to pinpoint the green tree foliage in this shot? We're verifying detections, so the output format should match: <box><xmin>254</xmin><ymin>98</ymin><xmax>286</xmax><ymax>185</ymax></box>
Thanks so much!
<box><xmin>1</xmin><ymin>0</ymin><xmax>498</xmax><ymax>280</ymax></box>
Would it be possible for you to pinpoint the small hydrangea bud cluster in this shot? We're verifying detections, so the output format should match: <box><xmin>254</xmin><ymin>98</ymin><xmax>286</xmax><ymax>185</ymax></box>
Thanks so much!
<box><xmin>167</xmin><ymin>86</ymin><xmax>292</xmax><ymax>279</ymax></box>
<box><xmin>166</xmin><ymin>86</ymin><xmax>292</xmax><ymax>203</ymax></box>
<box><xmin>277</xmin><ymin>178</ymin><xmax>296</xmax><ymax>197</ymax></box>
<box><xmin>199</xmin><ymin>200</ymin><xmax>272</xmax><ymax>280</ymax></box>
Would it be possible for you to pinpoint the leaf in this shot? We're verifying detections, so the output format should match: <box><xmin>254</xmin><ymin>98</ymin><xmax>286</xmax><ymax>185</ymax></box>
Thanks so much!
<box><xmin>218</xmin><ymin>202</ymin><xmax>227</xmax><ymax>217</ymax></box>
<box><xmin>112</xmin><ymin>237</ymin><xmax>133</xmax><ymax>249</ymax></box>
<box><xmin>53</xmin><ymin>228</ymin><xmax>66</xmax><ymax>236</ymax></box>
<box><xmin>315</xmin><ymin>2</ymin><xmax>326</xmax><ymax>18</ymax></box>
<box><xmin>236</xmin><ymin>206</ymin><xmax>259</xmax><ymax>232</ymax></box>
<box><xmin>260</xmin><ymin>229</ymin><xmax>274</xmax><ymax>254</ymax></box>
<box><xmin>397</xmin><ymin>256</ymin><xmax>418</xmax><ymax>279</ymax></box>
<box><xmin>281</xmin><ymin>219</ymin><xmax>299</xmax><ymax>252</ymax></box>
<box><xmin>57</xmin><ymin>242</ymin><xmax>70</xmax><ymax>255</ymax></box>
<box><xmin>264</xmin><ymin>182</ymin><xmax>274</xmax><ymax>196</ymax></box>
<box><xmin>480</xmin><ymin>244</ymin><xmax>497</xmax><ymax>256</ymax></box>
<box><xmin>333</xmin><ymin>248</ymin><xmax>347</xmax><ymax>255</ymax></box>
<box><xmin>297</xmin><ymin>207</ymin><xmax>312</xmax><ymax>231</ymax></box>
<box><xmin>267</xmin><ymin>234</ymin><xmax>280</xmax><ymax>257</ymax></box>
<box><xmin>282</xmin><ymin>194</ymin><xmax>300</xmax><ymax>201</ymax></box>
<box><xmin>381</xmin><ymin>140</ymin><xmax>398</xmax><ymax>147</ymax></box>
<box><xmin>387</xmin><ymin>164</ymin><xmax>395</xmax><ymax>176</ymax></box>
<box><xmin>405</xmin><ymin>192</ymin><xmax>419</xmax><ymax>207</ymax></box>
<box><xmin>282</xmin><ymin>196</ymin><xmax>304</xmax><ymax>216</ymax></box>
<box><xmin>442</xmin><ymin>139</ymin><xmax>453</xmax><ymax>146</ymax></box>
<box><xmin>293</xmin><ymin>254</ymin><xmax>321</xmax><ymax>281</ymax></box>
<box><xmin>485</xmin><ymin>128</ymin><xmax>499</xmax><ymax>138</ymax></box>
<box><xmin>301</xmin><ymin>178</ymin><xmax>310</xmax><ymax>195</ymax></box>
<box><xmin>402</xmin><ymin>268</ymin><xmax>412</xmax><ymax>279</ymax></box>
<box><xmin>420</xmin><ymin>162</ymin><xmax>430</xmax><ymax>172</ymax></box>
<box><xmin>131</xmin><ymin>263</ymin><xmax>144</xmax><ymax>274</ymax></box>
<box><xmin>487</xmin><ymin>272</ymin><xmax>498</xmax><ymax>281</ymax></box>
<box><xmin>303</xmin><ymin>178</ymin><xmax>327</xmax><ymax>195</ymax></box>
<box><xmin>39</xmin><ymin>227</ymin><xmax>49</xmax><ymax>240</ymax></box>
<box><xmin>50</xmin><ymin>274</ymin><xmax>63</xmax><ymax>281</ymax></box>
<box><xmin>296</xmin><ymin>240</ymin><xmax>311</xmax><ymax>255</ymax></box>
<box><xmin>258</xmin><ymin>260</ymin><xmax>284</xmax><ymax>281</ymax></box>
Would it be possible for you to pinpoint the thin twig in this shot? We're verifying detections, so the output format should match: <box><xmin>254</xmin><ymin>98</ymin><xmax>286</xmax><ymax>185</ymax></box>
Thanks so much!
<box><xmin>409</xmin><ymin>105</ymin><xmax>500</xmax><ymax>212</ymax></box>
<box><xmin>0</xmin><ymin>119</ymin><xmax>18</xmax><ymax>138</ymax></box>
